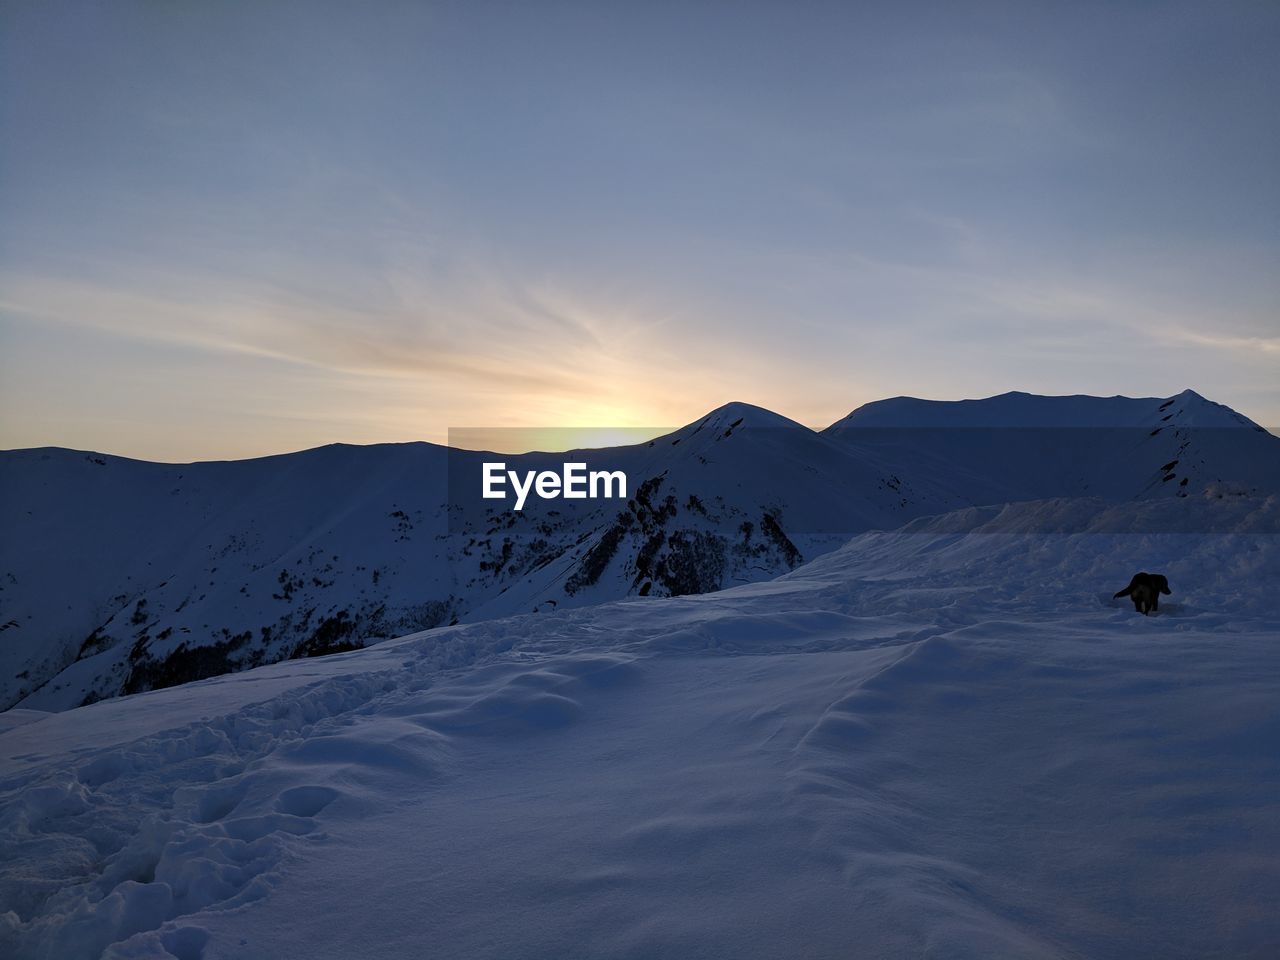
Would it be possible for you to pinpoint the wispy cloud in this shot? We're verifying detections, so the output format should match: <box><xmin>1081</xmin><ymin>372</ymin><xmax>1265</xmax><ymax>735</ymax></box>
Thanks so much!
<box><xmin>2</xmin><ymin>1</ymin><xmax>1276</xmax><ymax>457</ymax></box>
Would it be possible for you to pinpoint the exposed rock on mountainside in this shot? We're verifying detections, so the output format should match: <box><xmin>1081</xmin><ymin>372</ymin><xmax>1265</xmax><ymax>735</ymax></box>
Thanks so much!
<box><xmin>2</xmin><ymin>392</ymin><xmax>1276</xmax><ymax>710</ymax></box>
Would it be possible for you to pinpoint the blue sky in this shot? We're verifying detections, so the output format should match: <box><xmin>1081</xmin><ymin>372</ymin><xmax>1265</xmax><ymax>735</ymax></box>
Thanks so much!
<box><xmin>2</xmin><ymin>1</ymin><xmax>1277</xmax><ymax>460</ymax></box>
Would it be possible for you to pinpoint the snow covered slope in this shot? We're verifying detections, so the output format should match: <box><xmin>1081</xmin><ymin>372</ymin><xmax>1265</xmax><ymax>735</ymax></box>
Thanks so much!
<box><xmin>0</xmin><ymin>404</ymin><xmax>919</xmax><ymax>711</ymax></box>
<box><xmin>2</xmin><ymin>494</ymin><xmax>1276</xmax><ymax>958</ymax></box>
<box><xmin>3</xmin><ymin>392</ymin><xmax>1276</xmax><ymax>711</ymax></box>
<box><xmin>825</xmin><ymin>388</ymin><xmax>1280</xmax><ymax>508</ymax></box>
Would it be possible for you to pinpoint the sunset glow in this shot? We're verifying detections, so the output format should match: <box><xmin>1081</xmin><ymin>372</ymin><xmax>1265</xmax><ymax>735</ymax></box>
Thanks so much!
<box><xmin>2</xmin><ymin>2</ymin><xmax>1276</xmax><ymax>460</ymax></box>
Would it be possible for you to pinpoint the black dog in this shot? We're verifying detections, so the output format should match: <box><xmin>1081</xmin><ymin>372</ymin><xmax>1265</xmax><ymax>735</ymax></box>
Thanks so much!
<box><xmin>1114</xmin><ymin>573</ymin><xmax>1172</xmax><ymax>615</ymax></box>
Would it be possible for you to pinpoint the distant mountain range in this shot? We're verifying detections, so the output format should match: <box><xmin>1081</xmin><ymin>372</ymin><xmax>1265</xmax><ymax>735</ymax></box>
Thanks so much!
<box><xmin>3</xmin><ymin>389</ymin><xmax>1277</xmax><ymax>711</ymax></box>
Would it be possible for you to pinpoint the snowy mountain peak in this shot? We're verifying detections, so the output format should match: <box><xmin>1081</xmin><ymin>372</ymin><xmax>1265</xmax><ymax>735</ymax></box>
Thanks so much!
<box><xmin>825</xmin><ymin>389</ymin><xmax>1268</xmax><ymax>431</ymax></box>
<box><xmin>686</xmin><ymin>401</ymin><xmax>810</xmax><ymax>433</ymax></box>
<box><xmin>655</xmin><ymin>401</ymin><xmax>813</xmax><ymax>451</ymax></box>
<box><xmin>1160</xmin><ymin>388</ymin><xmax>1266</xmax><ymax>429</ymax></box>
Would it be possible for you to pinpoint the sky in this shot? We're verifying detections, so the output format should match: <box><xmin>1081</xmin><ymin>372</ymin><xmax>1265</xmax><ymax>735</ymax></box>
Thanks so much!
<box><xmin>1</xmin><ymin>0</ymin><xmax>1277</xmax><ymax>461</ymax></box>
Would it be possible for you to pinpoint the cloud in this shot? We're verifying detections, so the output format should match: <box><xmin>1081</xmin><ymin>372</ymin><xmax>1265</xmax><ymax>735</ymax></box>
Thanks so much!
<box><xmin>1164</xmin><ymin>330</ymin><xmax>1280</xmax><ymax>355</ymax></box>
<box><xmin>0</xmin><ymin>270</ymin><xmax>604</xmax><ymax>397</ymax></box>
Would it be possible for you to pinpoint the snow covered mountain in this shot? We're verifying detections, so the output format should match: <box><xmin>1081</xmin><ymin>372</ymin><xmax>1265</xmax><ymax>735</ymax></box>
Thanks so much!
<box><xmin>825</xmin><ymin>388</ymin><xmax>1280</xmax><ymax>512</ymax></box>
<box><xmin>2</xmin><ymin>493</ymin><xmax>1277</xmax><ymax>958</ymax></box>
<box><xmin>0</xmin><ymin>403</ymin><xmax>917</xmax><ymax>711</ymax></box>
<box><xmin>2</xmin><ymin>391</ymin><xmax>1276</xmax><ymax>711</ymax></box>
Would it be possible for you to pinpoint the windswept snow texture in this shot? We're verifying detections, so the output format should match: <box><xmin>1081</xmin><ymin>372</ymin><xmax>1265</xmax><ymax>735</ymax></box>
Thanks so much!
<box><xmin>2</xmin><ymin>495</ymin><xmax>1278</xmax><ymax>959</ymax></box>
<box><xmin>3</xmin><ymin>391</ymin><xmax>1278</xmax><ymax>711</ymax></box>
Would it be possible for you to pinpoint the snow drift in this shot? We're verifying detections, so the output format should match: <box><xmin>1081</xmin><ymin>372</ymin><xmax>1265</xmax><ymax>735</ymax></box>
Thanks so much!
<box><xmin>2</xmin><ymin>493</ymin><xmax>1277</xmax><ymax>959</ymax></box>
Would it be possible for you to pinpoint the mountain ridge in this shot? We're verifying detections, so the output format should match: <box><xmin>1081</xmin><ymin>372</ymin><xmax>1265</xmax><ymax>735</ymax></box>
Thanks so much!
<box><xmin>3</xmin><ymin>389</ymin><xmax>1277</xmax><ymax>712</ymax></box>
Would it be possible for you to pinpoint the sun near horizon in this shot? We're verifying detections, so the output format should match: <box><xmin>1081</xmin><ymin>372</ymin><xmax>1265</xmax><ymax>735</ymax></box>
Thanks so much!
<box><xmin>3</xmin><ymin>2</ymin><xmax>1278</xmax><ymax>461</ymax></box>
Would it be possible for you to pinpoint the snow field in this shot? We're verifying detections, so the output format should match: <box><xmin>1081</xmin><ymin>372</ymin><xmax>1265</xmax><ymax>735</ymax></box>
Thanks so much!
<box><xmin>1</xmin><ymin>495</ymin><xmax>1277</xmax><ymax>958</ymax></box>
